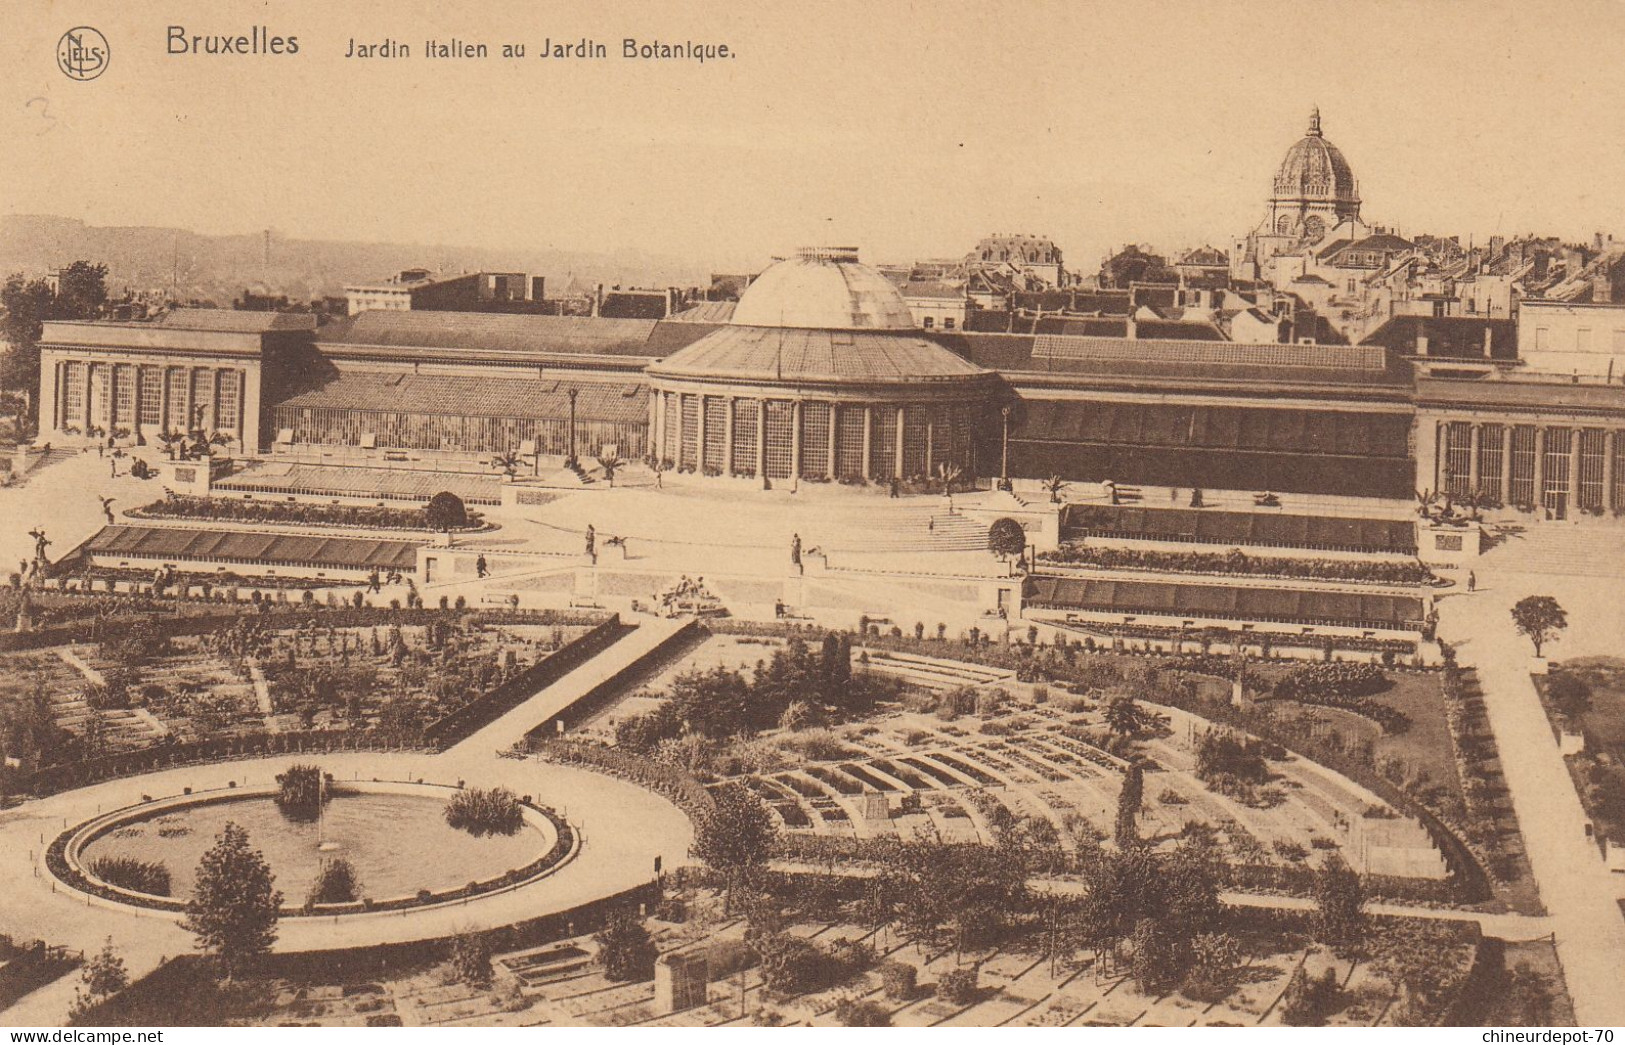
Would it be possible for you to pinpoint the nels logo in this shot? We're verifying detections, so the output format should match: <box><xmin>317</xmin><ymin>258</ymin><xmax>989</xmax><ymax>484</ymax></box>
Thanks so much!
<box><xmin>57</xmin><ymin>26</ymin><xmax>110</xmax><ymax>81</ymax></box>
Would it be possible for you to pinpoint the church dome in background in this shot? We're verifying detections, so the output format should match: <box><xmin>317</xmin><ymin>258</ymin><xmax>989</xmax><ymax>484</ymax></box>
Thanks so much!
<box><xmin>730</xmin><ymin>247</ymin><xmax>917</xmax><ymax>330</ymax></box>
<box><xmin>1272</xmin><ymin>107</ymin><xmax>1360</xmax><ymax>207</ymax></box>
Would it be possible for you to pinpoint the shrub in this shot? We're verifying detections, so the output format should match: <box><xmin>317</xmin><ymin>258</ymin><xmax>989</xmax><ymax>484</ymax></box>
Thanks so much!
<box><xmin>834</xmin><ymin>997</ymin><xmax>891</xmax><ymax>1026</ymax></box>
<box><xmin>88</xmin><ymin>856</ymin><xmax>171</xmax><ymax>896</ymax></box>
<box><xmin>1280</xmin><ymin>966</ymin><xmax>1340</xmax><ymax>1027</ymax></box>
<box><xmin>595</xmin><ymin>910</ymin><xmax>658</xmax><ymax>982</ymax></box>
<box><xmin>444</xmin><ymin>786</ymin><xmax>524</xmax><ymax>837</ymax></box>
<box><xmin>274</xmin><ymin>764</ymin><xmax>328</xmax><ymax>822</ymax></box>
<box><xmin>308</xmin><ymin>859</ymin><xmax>361</xmax><ymax>905</ymax></box>
<box><xmin>880</xmin><ymin>960</ymin><xmax>917</xmax><ymax>1000</ymax></box>
<box><xmin>449</xmin><ymin>930</ymin><xmax>493</xmax><ymax>988</ymax></box>
<box><xmin>936</xmin><ymin>967</ymin><xmax>979</xmax><ymax>1005</ymax></box>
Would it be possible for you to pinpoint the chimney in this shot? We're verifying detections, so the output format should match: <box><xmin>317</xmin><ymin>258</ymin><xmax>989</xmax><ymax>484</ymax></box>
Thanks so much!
<box><xmin>1416</xmin><ymin>333</ymin><xmax>1430</xmax><ymax>357</ymax></box>
<box><xmin>593</xmin><ymin>283</ymin><xmax>604</xmax><ymax>317</ymax></box>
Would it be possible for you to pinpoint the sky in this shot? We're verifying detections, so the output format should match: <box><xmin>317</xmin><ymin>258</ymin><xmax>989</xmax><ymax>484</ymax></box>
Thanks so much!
<box><xmin>5</xmin><ymin>0</ymin><xmax>1625</xmax><ymax>273</ymax></box>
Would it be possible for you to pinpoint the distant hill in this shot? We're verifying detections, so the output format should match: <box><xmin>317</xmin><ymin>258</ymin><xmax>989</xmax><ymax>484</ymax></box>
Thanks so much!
<box><xmin>0</xmin><ymin>215</ymin><xmax>712</xmax><ymax>304</ymax></box>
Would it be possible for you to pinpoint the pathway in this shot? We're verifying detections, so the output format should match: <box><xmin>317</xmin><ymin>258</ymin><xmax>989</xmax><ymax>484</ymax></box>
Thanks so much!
<box><xmin>442</xmin><ymin>617</ymin><xmax>692</xmax><ymax>760</ymax></box>
<box><xmin>1437</xmin><ymin>562</ymin><xmax>1625</xmax><ymax>1027</ymax></box>
<box><xmin>247</xmin><ymin>661</ymin><xmax>280</xmax><ymax>733</ymax></box>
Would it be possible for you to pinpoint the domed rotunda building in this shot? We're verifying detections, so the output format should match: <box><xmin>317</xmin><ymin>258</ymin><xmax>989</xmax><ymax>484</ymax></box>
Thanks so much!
<box><xmin>1266</xmin><ymin>106</ymin><xmax>1361</xmax><ymax>244</ymax></box>
<box><xmin>645</xmin><ymin>247</ymin><xmax>1002</xmax><ymax>481</ymax></box>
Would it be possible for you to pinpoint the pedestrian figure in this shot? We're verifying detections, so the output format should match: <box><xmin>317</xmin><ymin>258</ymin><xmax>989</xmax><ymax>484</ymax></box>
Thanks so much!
<box><xmin>1467</xmin><ymin>570</ymin><xmax>1476</xmax><ymax>592</ymax></box>
<box><xmin>790</xmin><ymin>532</ymin><xmax>802</xmax><ymax>567</ymax></box>
<box><xmin>928</xmin><ymin>517</ymin><xmax>935</xmax><ymax>532</ymax></box>
<box><xmin>476</xmin><ymin>554</ymin><xmax>488</xmax><ymax>578</ymax></box>
<box><xmin>585</xmin><ymin>524</ymin><xmax>596</xmax><ymax>558</ymax></box>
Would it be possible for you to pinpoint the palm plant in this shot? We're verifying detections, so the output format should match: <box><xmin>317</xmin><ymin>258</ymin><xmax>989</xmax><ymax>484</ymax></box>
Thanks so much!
<box><xmin>596</xmin><ymin>453</ymin><xmax>627</xmax><ymax>487</ymax></box>
<box><xmin>1042</xmin><ymin>474</ymin><xmax>1069</xmax><ymax>504</ymax></box>
<box><xmin>157</xmin><ymin>430</ymin><xmax>186</xmax><ymax>460</ymax></box>
<box><xmin>491</xmin><ymin>448</ymin><xmax>521</xmax><ymax>479</ymax></box>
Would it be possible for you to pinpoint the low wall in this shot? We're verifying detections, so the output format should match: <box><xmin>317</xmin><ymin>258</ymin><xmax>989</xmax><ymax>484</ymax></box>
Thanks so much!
<box><xmin>422</xmin><ymin>616</ymin><xmax>631</xmax><ymax>748</ymax></box>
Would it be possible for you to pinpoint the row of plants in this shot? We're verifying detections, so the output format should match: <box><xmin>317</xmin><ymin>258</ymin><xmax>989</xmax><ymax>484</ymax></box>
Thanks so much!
<box><xmin>1037</xmin><ymin>543</ymin><xmax>1437</xmax><ymax>586</ymax></box>
<box><xmin>128</xmin><ymin>492</ymin><xmax>487</xmax><ymax>532</ymax></box>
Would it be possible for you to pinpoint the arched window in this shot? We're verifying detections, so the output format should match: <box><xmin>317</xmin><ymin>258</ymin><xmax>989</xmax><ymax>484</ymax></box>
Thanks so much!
<box><xmin>1275</xmin><ymin>215</ymin><xmax>1292</xmax><ymax>235</ymax></box>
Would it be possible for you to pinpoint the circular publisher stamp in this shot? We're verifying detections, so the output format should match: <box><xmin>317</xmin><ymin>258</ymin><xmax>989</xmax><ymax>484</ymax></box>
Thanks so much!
<box><xmin>57</xmin><ymin>26</ymin><xmax>110</xmax><ymax>81</ymax></box>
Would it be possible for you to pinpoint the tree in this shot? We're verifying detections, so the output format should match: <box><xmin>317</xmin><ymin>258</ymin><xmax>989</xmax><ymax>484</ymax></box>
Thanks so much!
<box><xmin>1104</xmin><ymin>694</ymin><xmax>1143</xmax><ymax>737</ymax></box>
<box><xmin>423</xmin><ymin>491</ymin><xmax>468</xmax><ymax>535</ymax></box>
<box><xmin>987</xmin><ymin>517</ymin><xmax>1027</xmax><ymax>560</ymax></box>
<box><xmin>1510</xmin><ymin>595</ymin><xmax>1567</xmax><ymax>658</ymax></box>
<box><xmin>1312</xmin><ymin>854</ymin><xmax>1366</xmax><ymax>952</ymax></box>
<box><xmin>1547</xmin><ymin>671</ymin><xmax>1592</xmax><ymax>719</ymax></box>
<box><xmin>182</xmin><ymin>822</ymin><xmax>282</xmax><ymax>979</ymax></box>
<box><xmin>1</xmin><ymin>262</ymin><xmax>107</xmax><ymax>395</ymax></box>
<box><xmin>449</xmin><ymin>929</ymin><xmax>493</xmax><ymax>988</ymax></box>
<box><xmin>885</xmin><ymin>839</ymin><xmax>1028</xmax><ymax>962</ymax></box>
<box><xmin>691</xmin><ymin>783</ymin><xmax>779</xmax><ymax>911</ymax></box>
<box><xmin>595</xmin><ymin>909</ymin><xmax>657</xmax><ymax>981</ymax></box>
<box><xmin>1371</xmin><ymin>921</ymin><xmax>1461</xmax><ymax>1025</ymax></box>
<box><xmin>1280</xmin><ymin>965</ymin><xmax>1340</xmax><ymax>1026</ymax></box>
<box><xmin>1496</xmin><ymin>961</ymin><xmax>1555</xmax><ymax>1026</ymax></box>
<box><xmin>68</xmin><ymin>937</ymin><xmax>129</xmax><ymax>1021</ymax></box>
<box><xmin>1041</xmin><ymin>474</ymin><xmax>1069</xmax><ymax>504</ymax></box>
<box><xmin>1114</xmin><ymin>763</ymin><xmax>1144</xmax><ymax>848</ymax></box>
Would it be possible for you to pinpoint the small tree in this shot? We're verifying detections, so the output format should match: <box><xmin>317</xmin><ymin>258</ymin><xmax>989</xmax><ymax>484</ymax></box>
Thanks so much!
<box><xmin>423</xmin><ymin>491</ymin><xmax>468</xmax><ymax>536</ymax></box>
<box><xmin>1510</xmin><ymin>595</ymin><xmax>1566</xmax><ymax>658</ymax></box>
<box><xmin>595</xmin><ymin>909</ymin><xmax>657</xmax><ymax>982</ymax></box>
<box><xmin>691</xmin><ymin>783</ymin><xmax>779</xmax><ymax>911</ymax></box>
<box><xmin>69</xmin><ymin>937</ymin><xmax>129</xmax><ymax>1020</ymax></box>
<box><xmin>1104</xmin><ymin>694</ymin><xmax>1143</xmax><ymax>737</ymax></box>
<box><xmin>1312</xmin><ymin>854</ymin><xmax>1366</xmax><ymax>952</ymax></box>
<box><xmin>183</xmin><ymin>822</ymin><xmax>282</xmax><ymax>980</ymax></box>
<box><xmin>307</xmin><ymin>858</ymin><xmax>361</xmax><ymax>906</ymax></box>
<box><xmin>1041</xmin><ymin>474</ymin><xmax>1069</xmax><ymax>504</ymax></box>
<box><xmin>987</xmin><ymin>517</ymin><xmax>1027</xmax><ymax>560</ymax></box>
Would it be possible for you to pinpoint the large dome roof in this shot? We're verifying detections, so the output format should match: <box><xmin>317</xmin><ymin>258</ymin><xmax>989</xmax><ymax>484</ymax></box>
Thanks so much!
<box><xmin>647</xmin><ymin>324</ymin><xmax>991</xmax><ymax>387</ymax></box>
<box><xmin>1272</xmin><ymin>108</ymin><xmax>1359</xmax><ymax>204</ymax></box>
<box><xmin>730</xmin><ymin>247</ymin><xmax>917</xmax><ymax>330</ymax></box>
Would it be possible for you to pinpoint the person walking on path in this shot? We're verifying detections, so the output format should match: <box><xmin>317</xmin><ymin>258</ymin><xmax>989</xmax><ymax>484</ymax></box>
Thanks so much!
<box><xmin>1467</xmin><ymin>570</ymin><xmax>1477</xmax><ymax>592</ymax></box>
<box><xmin>476</xmin><ymin>554</ymin><xmax>489</xmax><ymax>578</ymax></box>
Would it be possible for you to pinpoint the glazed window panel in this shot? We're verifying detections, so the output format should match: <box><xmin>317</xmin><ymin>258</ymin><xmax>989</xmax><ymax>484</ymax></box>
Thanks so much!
<box><xmin>1542</xmin><ymin>427</ymin><xmax>1571</xmax><ymax>510</ymax></box>
<box><xmin>1614</xmin><ymin>432</ymin><xmax>1625</xmax><ymax>512</ymax></box>
<box><xmin>90</xmin><ymin>365</ymin><xmax>110</xmax><ymax>427</ymax></box>
<box><xmin>834</xmin><ymin>404</ymin><xmax>866</xmax><ymax>479</ymax></box>
<box><xmin>62</xmin><ymin>362</ymin><xmax>85</xmax><ymax>427</ymax></box>
<box><xmin>902</xmin><ymin>405</ymin><xmax>928</xmax><ymax>478</ymax></box>
<box><xmin>165</xmin><ymin>369</ymin><xmax>190</xmax><ymax>431</ymax></box>
<box><xmin>1476</xmin><ymin>423</ymin><xmax>1504</xmax><ymax>499</ymax></box>
<box><xmin>1443</xmin><ymin>422</ymin><xmax>1473</xmax><ymax>499</ymax></box>
<box><xmin>113</xmin><ymin>364</ymin><xmax>135</xmax><ymax>426</ymax></box>
<box><xmin>800</xmin><ymin>401</ymin><xmax>831</xmax><ymax>478</ymax></box>
<box><xmin>870</xmin><ymin>405</ymin><xmax>897</xmax><ymax>480</ymax></box>
<box><xmin>1578</xmin><ymin>429</ymin><xmax>1606</xmax><ymax>512</ymax></box>
<box><xmin>190</xmin><ymin>369</ymin><xmax>214</xmax><ymax>429</ymax></box>
<box><xmin>702</xmin><ymin>396</ymin><xmax>727</xmax><ymax>473</ymax></box>
<box><xmin>216</xmin><ymin>370</ymin><xmax>240</xmax><ymax>432</ymax></box>
<box><xmin>679</xmin><ymin>394</ymin><xmax>699</xmax><ymax>469</ymax></box>
<box><xmin>662</xmin><ymin>393</ymin><xmax>680</xmax><ymax>465</ymax></box>
<box><xmin>138</xmin><ymin>367</ymin><xmax>163</xmax><ymax>427</ymax></box>
<box><xmin>764</xmin><ymin>400</ymin><xmax>794</xmax><ymax>479</ymax></box>
<box><xmin>731</xmin><ymin>398</ymin><xmax>759</xmax><ymax>475</ymax></box>
<box><xmin>953</xmin><ymin>407</ymin><xmax>975</xmax><ymax>473</ymax></box>
<box><xmin>1509</xmin><ymin>425</ymin><xmax>1537</xmax><ymax>506</ymax></box>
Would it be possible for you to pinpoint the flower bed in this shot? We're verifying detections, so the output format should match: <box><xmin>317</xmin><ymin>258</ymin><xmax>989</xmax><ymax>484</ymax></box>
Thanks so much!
<box><xmin>1038</xmin><ymin>543</ymin><xmax>1436</xmax><ymax>586</ymax></box>
<box><xmin>129</xmin><ymin>493</ymin><xmax>486</xmax><ymax>532</ymax></box>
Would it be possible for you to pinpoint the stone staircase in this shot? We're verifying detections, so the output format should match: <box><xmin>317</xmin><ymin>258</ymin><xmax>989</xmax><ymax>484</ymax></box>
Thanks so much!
<box><xmin>1482</xmin><ymin>524</ymin><xmax>1625</xmax><ymax>579</ymax></box>
<box><xmin>819</xmin><ymin>507</ymin><xmax>989</xmax><ymax>553</ymax></box>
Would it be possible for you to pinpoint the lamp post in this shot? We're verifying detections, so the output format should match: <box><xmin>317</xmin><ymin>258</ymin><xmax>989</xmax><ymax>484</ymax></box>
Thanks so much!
<box><xmin>567</xmin><ymin>388</ymin><xmax>579</xmax><ymax>468</ymax></box>
<box><xmin>1000</xmin><ymin>405</ymin><xmax>1012</xmax><ymax>482</ymax></box>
